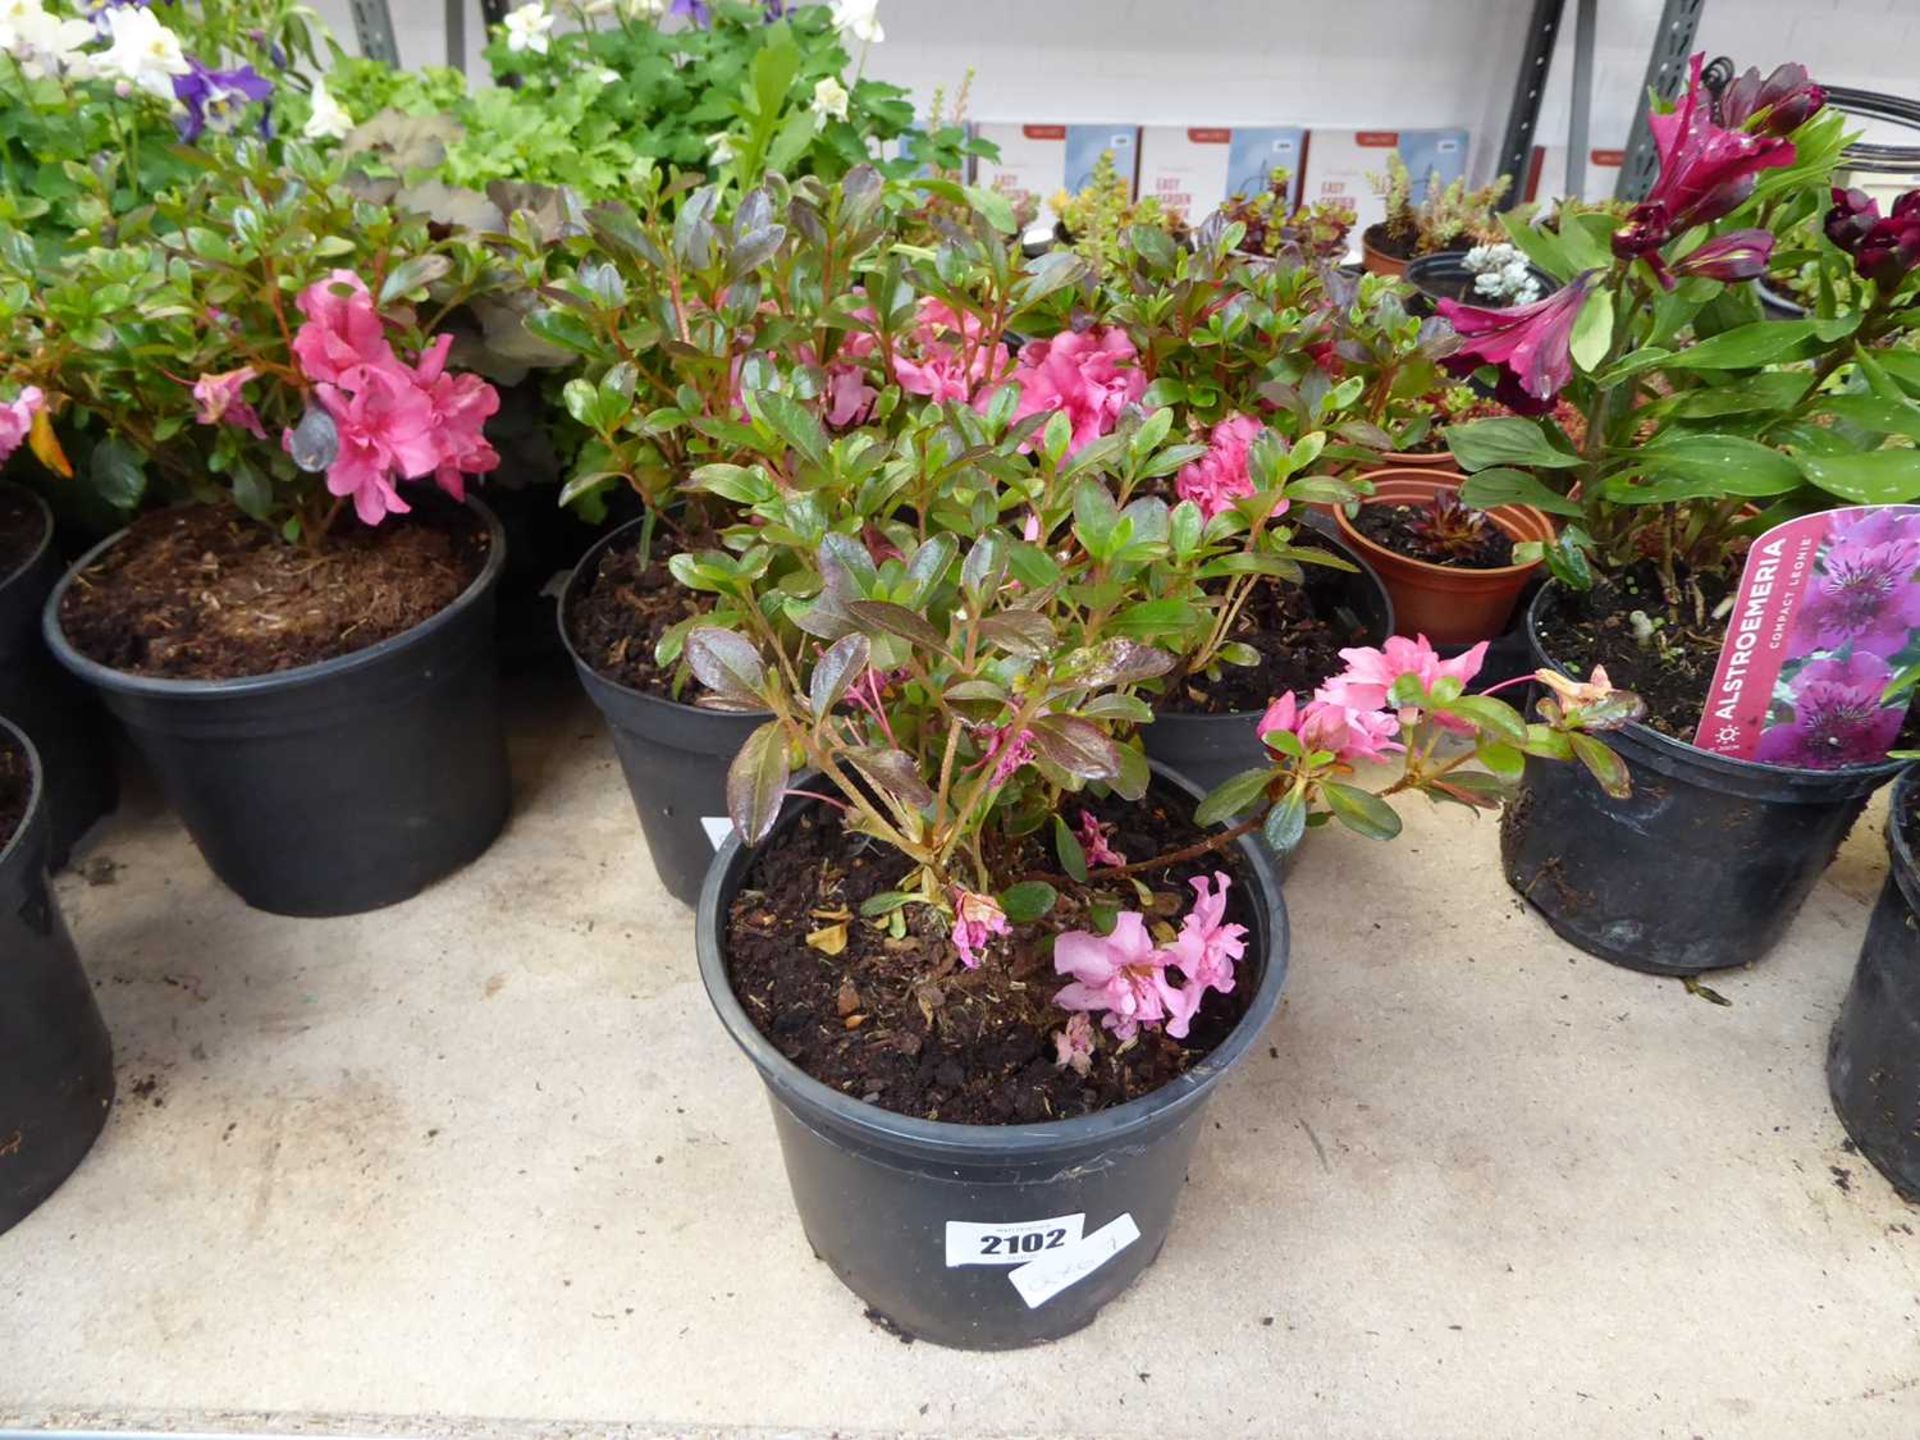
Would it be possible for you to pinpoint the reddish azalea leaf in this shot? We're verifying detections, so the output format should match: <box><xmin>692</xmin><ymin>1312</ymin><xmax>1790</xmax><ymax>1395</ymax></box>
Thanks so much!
<box><xmin>685</xmin><ymin>626</ymin><xmax>766</xmax><ymax>701</ymax></box>
<box><xmin>977</xmin><ymin>610</ymin><xmax>1056</xmax><ymax>658</ymax></box>
<box><xmin>809</xmin><ymin>632</ymin><xmax>870</xmax><ymax>716</ymax></box>
<box><xmin>727</xmin><ymin>721</ymin><xmax>791</xmax><ymax>845</ymax></box>
<box><xmin>1570</xmin><ymin>732</ymin><xmax>1631</xmax><ymax>799</ymax></box>
<box><xmin>847</xmin><ymin>746</ymin><xmax>935</xmax><ymax>807</ymax></box>
<box><xmin>1060</xmin><ymin>638</ymin><xmax>1177</xmax><ymax>689</ymax></box>
<box><xmin>847</xmin><ymin>599</ymin><xmax>947</xmax><ymax>651</ymax></box>
<box><xmin>1028</xmin><ymin>716</ymin><xmax>1124</xmax><ymax>782</ymax></box>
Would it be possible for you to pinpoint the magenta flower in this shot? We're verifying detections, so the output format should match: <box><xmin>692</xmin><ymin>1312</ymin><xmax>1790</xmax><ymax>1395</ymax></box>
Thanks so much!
<box><xmin>1825</xmin><ymin>188</ymin><xmax>1920</xmax><ymax>288</ymax></box>
<box><xmin>411</xmin><ymin>335</ymin><xmax>501</xmax><ymax>501</ymax></box>
<box><xmin>1790</xmin><ymin>531</ymin><xmax>1920</xmax><ymax>657</ymax></box>
<box><xmin>977</xmin><ymin>722</ymin><xmax>1037</xmax><ymax>787</ymax></box>
<box><xmin>1438</xmin><ymin>272</ymin><xmax>1597</xmax><ymax>407</ymax></box>
<box><xmin>1717</xmin><ymin>62</ymin><xmax>1826</xmax><ymax>138</ymax></box>
<box><xmin>1052</xmin><ymin>1012</ymin><xmax>1095</xmax><ymax>1076</ymax></box>
<box><xmin>1076</xmin><ymin>809</ymin><xmax>1126</xmax><ymax>868</ymax></box>
<box><xmin>316</xmin><ymin>367</ymin><xmax>439</xmax><ymax>525</ymax></box>
<box><xmin>1634</xmin><ymin>53</ymin><xmax>1797</xmax><ymax>237</ymax></box>
<box><xmin>1176</xmin><ymin>414</ymin><xmax>1273</xmax><ymax>521</ymax></box>
<box><xmin>1318</xmin><ymin>635</ymin><xmax>1488</xmax><ymax>730</ymax></box>
<box><xmin>1167</xmin><ymin>873</ymin><xmax>1246</xmax><ymax>997</ymax></box>
<box><xmin>892</xmin><ymin>297</ymin><xmax>1010</xmax><ymax>406</ymax></box>
<box><xmin>0</xmin><ymin>386</ymin><xmax>44</xmax><ymax>465</ymax></box>
<box><xmin>1001</xmin><ymin>326</ymin><xmax>1146</xmax><ymax>456</ymax></box>
<box><xmin>1671</xmin><ymin>228</ymin><xmax>1775</xmax><ymax>283</ymax></box>
<box><xmin>1258</xmin><ymin>689</ymin><xmax>1405</xmax><ymax>764</ymax></box>
<box><xmin>190</xmin><ymin>365</ymin><xmax>267</xmax><ymax>440</ymax></box>
<box><xmin>292</xmin><ymin>271</ymin><xmax>394</xmax><ymax>386</ymax></box>
<box><xmin>1755</xmin><ymin>652</ymin><xmax>1905</xmax><ymax>769</ymax></box>
<box><xmin>1053</xmin><ymin>911</ymin><xmax>1182</xmax><ymax>1041</ymax></box>
<box><xmin>951</xmin><ymin>887</ymin><xmax>1010</xmax><ymax>970</ymax></box>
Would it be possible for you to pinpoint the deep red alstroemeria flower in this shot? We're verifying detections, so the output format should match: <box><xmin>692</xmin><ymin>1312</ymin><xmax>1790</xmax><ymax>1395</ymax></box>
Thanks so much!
<box><xmin>1437</xmin><ymin>271</ymin><xmax>1598</xmax><ymax>406</ymax></box>
<box><xmin>1830</xmin><ymin>189</ymin><xmax>1920</xmax><ymax>288</ymax></box>
<box><xmin>1717</xmin><ymin>62</ymin><xmax>1825</xmax><ymax>138</ymax></box>
<box><xmin>1672</xmin><ymin>227</ymin><xmax>1776</xmax><ymax>282</ymax></box>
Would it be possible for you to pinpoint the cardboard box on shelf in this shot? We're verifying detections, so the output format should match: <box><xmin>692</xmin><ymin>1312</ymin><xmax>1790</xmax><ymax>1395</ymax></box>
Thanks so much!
<box><xmin>1137</xmin><ymin>126</ymin><xmax>1305</xmax><ymax>226</ymax></box>
<box><xmin>973</xmin><ymin>123</ymin><xmax>1069</xmax><ymax>225</ymax></box>
<box><xmin>1300</xmin><ymin>127</ymin><xmax>1470</xmax><ymax>242</ymax></box>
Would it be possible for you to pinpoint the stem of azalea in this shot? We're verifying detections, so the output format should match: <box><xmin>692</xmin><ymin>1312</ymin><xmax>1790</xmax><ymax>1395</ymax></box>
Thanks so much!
<box><xmin>1085</xmin><ymin>814</ymin><xmax>1263</xmax><ymax>881</ymax></box>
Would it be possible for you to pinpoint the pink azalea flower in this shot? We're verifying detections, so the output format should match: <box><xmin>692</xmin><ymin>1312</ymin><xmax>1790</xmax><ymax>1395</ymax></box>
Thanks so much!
<box><xmin>978</xmin><ymin>723</ymin><xmax>1037</xmax><ymax>787</ymax></box>
<box><xmin>1176</xmin><ymin>414</ymin><xmax>1276</xmax><ymax>521</ymax></box>
<box><xmin>411</xmin><ymin>335</ymin><xmax>501</xmax><ymax>501</ymax></box>
<box><xmin>1168</xmin><ymin>873</ymin><xmax>1246</xmax><ymax>997</ymax></box>
<box><xmin>824</xmin><ymin>362</ymin><xmax>877</xmax><ymax>428</ymax></box>
<box><xmin>0</xmin><ymin>386</ymin><xmax>43</xmax><ymax>464</ymax></box>
<box><xmin>1076</xmin><ymin>810</ymin><xmax>1126</xmax><ymax>868</ymax></box>
<box><xmin>1001</xmin><ymin>326</ymin><xmax>1146</xmax><ymax>456</ymax></box>
<box><xmin>292</xmin><ymin>270</ymin><xmax>395</xmax><ymax>386</ymax></box>
<box><xmin>1053</xmin><ymin>911</ymin><xmax>1182</xmax><ymax>1041</ymax></box>
<box><xmin>316</xmin><ymin>367</ymin><xmax>439</xmax><ymax>525</ymax></box>
<box><xmin>1256</xmin><ymin>691</ymin><xmax>1302</xmax><ymax>745</ymax></box>
<box><xmin>1298</xmin><ymin>697</ymin><xmax>1404</xmax><ymax>764</ymax></box>
<box><xmin>1438</xmin><ymin>273</ymin><xmax>1598</xmax><ymax>408</ymax></box>
<box><xmin>1052</xmin><ymin>1012</ymin><xmax>1096</xmax><ymax>1076</ymax></box>
<box><xmin>1319</xmin><ymin>635</ymin><xmax>1488</xmax><ymax>730</ymax></box>
<box><xmin>892</xmin><ymin>297</ymin><xmax>1010</xmax><ymax>406</ymax></box>
<box><xmin>190</xmin><ymin>366</ymin><xmax>268</xmax><ymax>439</ymax></box>
<box><xmin>951</xmin><ymin>887</ymin><xmax>1009</xmax><ymax>970</ymax></box>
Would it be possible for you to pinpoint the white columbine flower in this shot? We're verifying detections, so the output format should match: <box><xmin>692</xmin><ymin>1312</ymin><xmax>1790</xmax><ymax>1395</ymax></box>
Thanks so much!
<box><xmin>303</xmin><ymin>74</ymin><xmax>353</xmax><ymax>141</ymax></box>
<box><xmin>621</xmin><ymin>0</ymin><xmax>669</xmax><ymax>15</ymax></box>
<box><xmin>91</xmin><ymin>4</ymin><xmax>189</xmax><ymax>99</ymax></box>
<box><xmin>828</xmin><ymin>0</ymin><xmax>883</xmax><ymax>43</ymax></box>
<box><xmin>810</xmin><ymin>75</ymin><xmax>849</xmax><ymax>124</ymax></box>
<box><xmin>0</xmin><ymin>0</ymin><xmax>94</xmax><ymax>76</ymax></box>
<box><xmin>706</xmin><ymin>131</ymin><xmax>736</xmax><ymax>166</ymax></box>
<box><xmin>503</xmin><ymin>2</ymin><xmax>554</xmax><ymax>55</ymax></box>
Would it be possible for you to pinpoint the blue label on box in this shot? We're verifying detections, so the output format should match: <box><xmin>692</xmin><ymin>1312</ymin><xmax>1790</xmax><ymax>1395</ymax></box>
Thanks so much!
<box><xmin>1064</xmin><ymin>125</ymin><xmax>1140</xmax><ymax>195</ymax></box>
<box><xmin>1225</xmin><ymin>128</ymin><xmax>1306</xmax><ymax>206</ymax></box>
<box><xmin>1396</xmin><ymin>128</ymin><xmax>1470</xmax><ymax>202</ymax></box>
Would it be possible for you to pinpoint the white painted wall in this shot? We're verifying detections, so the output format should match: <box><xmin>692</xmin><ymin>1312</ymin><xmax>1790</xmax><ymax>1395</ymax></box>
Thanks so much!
<box><xmin>310</xmin><ymin>0</ymin><xmax>1920</xmax><ymax>185</ymax></box>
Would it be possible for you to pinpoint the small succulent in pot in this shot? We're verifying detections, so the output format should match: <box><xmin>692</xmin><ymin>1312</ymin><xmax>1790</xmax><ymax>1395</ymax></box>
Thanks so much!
<box><xmin>1405</xmin><ymin>488</ymin><xmax>1500</xmax><ymax>560</ymax></box>
<box><xmin>1462</xmin><ymin>242</ymin><xmax>1543</xmax><ymax>307</ymax></box>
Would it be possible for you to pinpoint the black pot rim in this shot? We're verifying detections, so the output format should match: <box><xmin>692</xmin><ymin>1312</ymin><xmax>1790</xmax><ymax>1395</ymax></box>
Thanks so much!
<box><xmin>41</xmin><ymin>495</ymin><xmax>506</xmax><ymax>700</ymax></box>
<box><xmin>1890</xmin><ymin>768</ymin><xmax>1919</xmax><ymax>903</ymax></box>
<box><xmin>696</xmin><ymin>760</ymin><xmax>1289</xmax><ymax>1158</ymax></box>
<box><xmin>0</xmin><ymin>714</ymin><xmax>40</xmax><ymax>873</ymax></box>
<box><xmin>0</xmin><ymin>479</ymin><xmax>52</xmax><ymax>596</ymax></box>
<box><xmin>1527</xmin><ymin>581</ymin><xmax>1910</xmax><ymax>786</ymax></box>
<box><xmin>557</xmin><ymin>512</ymin><xmax>769</xmax><ymax>724</ymax></box>
<box><xmin>1404</xmin><ymin>248</ymin><xmax>1559</xmax><ymax>303</ymax></box>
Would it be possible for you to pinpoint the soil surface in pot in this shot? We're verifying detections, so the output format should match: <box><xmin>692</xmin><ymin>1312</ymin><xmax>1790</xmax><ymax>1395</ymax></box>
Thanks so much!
<box><xmin>565</xmin><ymin>537</ymin><xmax>711</xmax><ymax>699</ymax></box>
<box><xmin>58</xmin><ymin>502</ymin><xmax>487</xmax><ymax>681</ymax></box>
<box><xmin>1158</xmin><ymin>567</ymin><xmax>1356</xmax><ymax>715</ymax></box>
<box><xmin>1364</xmin><ymin>223</ymin><xmax>1466</xmax><ymax>264</ymax></box>
<box><xmin>0</xmin><ymin>728</ymin><xmax>26</xmax><ymax>852</ymax></box>
<box><xmin>0</xmin><ymin>486</ymin><xmax>46</xmax><ymax>578</ymax></box>
<box><xmin>1353</xmin><ymin>502</ymin><xmax>1515</xmax><ymax>569</ymax></box>
<box><xmin>725</xmin><ymin>785</ymin><xmax>1256</xmax><ymax>1125</ymax></box>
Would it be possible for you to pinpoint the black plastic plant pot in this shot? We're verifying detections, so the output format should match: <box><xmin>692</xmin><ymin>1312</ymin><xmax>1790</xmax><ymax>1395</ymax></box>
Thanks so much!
<box><xmin>1827</xmin><ymin>770</ymin><xmax>1920</xmax><ymax>1200</ymax></box>
<box><xmin>1143</xmin><ymin>522</ymin><xmax>1393</xmax><ymax>837</ymax></box>
<box><xmin>42</xmin><ymin>501</ymin><xmax>511</xmax><ymax>918</ymax></box>
<box><xmin>1755</xmin><ymin>278</ymin><xmax>1808</xmax><ymax>321</ymax></box>
<box><xmin>0</xmin><ymin>718</ymin><xmax>114</xmax><ymax>1236</ymax></box>
<box><xmin>0</xmin><ymin>482</ymin><xmax>117</xmax><ymax>868</ymax></box>
<box><xmin>695</xmin><ymin>762</ymin><xmax>1290</xmax><ymax>1350</ymax></box>
<box><xmin>1403</xmin><ymin>250</ymin><xmax>1559</xmax><ymax>318</ymax></box>
<box><xmin>560</xmin><ymin>517</ymin><xmax>766</xmax><ymax>908</ymax></box>
<box><xmin>1502</xmin><ymin>585</ymin><xmax>1905</xmax><ymax>975</ymax></box>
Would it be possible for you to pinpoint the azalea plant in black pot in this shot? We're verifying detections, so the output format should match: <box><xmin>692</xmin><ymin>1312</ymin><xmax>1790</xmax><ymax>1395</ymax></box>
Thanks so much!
<box><xmin>3</xmin><ymin>141</ymin><xmax>521</xmax><ymax>915</ymax></box>
<box><xmin>1442</xmin><ymin>55</ymin><xmax>1920</xmax><ymax>974</ymax></box>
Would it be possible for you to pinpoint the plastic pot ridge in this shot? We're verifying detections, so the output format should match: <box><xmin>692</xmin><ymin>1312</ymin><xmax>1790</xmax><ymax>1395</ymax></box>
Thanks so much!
<box><xmin>695</xmin><ymin>762</ymin><xmax>1289</xmax><ymax>1349</ymax></box>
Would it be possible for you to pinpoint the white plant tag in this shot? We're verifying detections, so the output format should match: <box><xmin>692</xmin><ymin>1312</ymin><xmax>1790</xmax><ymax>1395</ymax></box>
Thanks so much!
<box><xmin>700</xmin><ymin>816</ymin><xmax>732</xmax><ymax>851</ymax></box>
<box><xmin>944</xmin><ymin>1213</ymin><xmax>1085</xmax><ymax>1268</ymax></box>
<box><xmin>1008</xmin><ymin>1213</ymin><xmax>1141</xmax><ymax>1308</ymax></box>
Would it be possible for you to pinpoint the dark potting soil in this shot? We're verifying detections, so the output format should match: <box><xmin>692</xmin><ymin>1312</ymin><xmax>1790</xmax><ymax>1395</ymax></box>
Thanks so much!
<box><xmin>725</xmin><ymin>785</ymin><xmax>1256</xmax><ymax>1125</ymax></box>
<box><xmin>1158</xmin><ymin>572</ymin><xmax>1354</xmax><ymax>715</ymax></box>
<box><xmin>1354</xmin><ymin>502</ymin><xmax>1515</xmax><ymax>569</ymax></box>
<box><xmin>57</xmin><ymin>502</ymin><xmax>487</xmax><ymax>681</ymax></box>
<box><xmin>1535</xmin><ymin>561</ymin><xmax>1740</xmax><ymax>737</ymax></box>
<box><xmin>0</xmin><ymin>729</ymin><xmax>27</xmax><ymax>853</ymax></box>
<box><xmin>0</xmin><ymin>486</ymin><xmax>46</xmax><ymax>579</ymax></box>
<box><xmin>565</xmin><ymin>536</ymin><xmax>712</xmax><ymax>699</ymax></box>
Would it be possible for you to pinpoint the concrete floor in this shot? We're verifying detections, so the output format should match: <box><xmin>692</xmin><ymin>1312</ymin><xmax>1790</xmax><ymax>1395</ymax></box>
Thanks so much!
<box><xmin>3</xmin><ymin>669</ymin><xmax>1918</xmax><ymax>1440</ymax></box>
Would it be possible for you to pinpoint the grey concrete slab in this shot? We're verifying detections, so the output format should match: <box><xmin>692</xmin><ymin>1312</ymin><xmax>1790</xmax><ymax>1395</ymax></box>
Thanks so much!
<box><xmin>3</xmin><ymin>672</ymin><xmax>1916</xmax><ymax>1439</ymax></box>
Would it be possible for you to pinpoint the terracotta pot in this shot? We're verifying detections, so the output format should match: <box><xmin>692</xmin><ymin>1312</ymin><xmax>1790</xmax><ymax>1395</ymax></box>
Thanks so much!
<box><xmin>1367</xmin><ymin>450</ymin><xmax>1461</xmax><ymax>475</ymax></box>
<box><xmin>1360</xmin><ymin>224</ymin><xmax>1410</xmax><ymax>278</ymax></box>
<box><xmin>1333</xmin><ymin>468</ymin><xmax>1553</xmax><ymax>645</ymax></box>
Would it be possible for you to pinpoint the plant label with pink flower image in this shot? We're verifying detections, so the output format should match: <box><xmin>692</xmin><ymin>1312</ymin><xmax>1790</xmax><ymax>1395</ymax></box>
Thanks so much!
<box><xmin>1692</xmin><ymin>505</ymin><xmax>1920</xmax><ymax>768</ymax></box>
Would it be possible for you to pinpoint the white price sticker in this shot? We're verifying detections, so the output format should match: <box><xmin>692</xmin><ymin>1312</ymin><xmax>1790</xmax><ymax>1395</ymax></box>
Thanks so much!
<box><xmin>700</xmin><ymin>816</ymin><xmax>732</xmax><ymax>851</ymax></box>
<box><xmin>1008</xmin><ymin>1213</ymin><xmax>1141</xmax><ymax>1309</ymax></box>
<box><xmin>944</xmin><ymin>1213</ymin><xmax>1085</xmax><ymax>1268</ymax></box>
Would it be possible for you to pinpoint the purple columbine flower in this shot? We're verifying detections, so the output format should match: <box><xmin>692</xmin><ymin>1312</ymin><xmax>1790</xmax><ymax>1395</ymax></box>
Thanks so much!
<box><xmin>1756</xmin><ymin>652</ymin><xmax>1905</xmax><ymax>770</ymax></box>
<box><xmin>670</xmin><ymin>0</ymin><xmax>712</xmax><ymax>26</ymax></box>
<box><xmin>173</xmin><ymin>58</ymin><xmax>273</xmax><ymax>142</ymax></box>
<box><xmin>1437</xmin><ymin>270</ymin><xmax>1598</xmax><ymax>409</ymax></box>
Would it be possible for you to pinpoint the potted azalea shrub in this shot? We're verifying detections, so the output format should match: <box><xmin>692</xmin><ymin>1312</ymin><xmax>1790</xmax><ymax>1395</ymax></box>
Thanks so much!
<box><xmin>0</xmin><ymin>717</ymin><xmax>113</xmax><ymax>1235</ymax></box>
<box><xmin>0</xmin><ymin>0</ymin><xmax>324</xmax><ymax>859</ymax></box>
<box><xmin>1362</xmin><ymin>152</ymin><xmax>1517</xmax><ymax>279</ymax></box>
<box><xmin>680</xmin><ymin>398</ymin><xmax>1637</xmax><ymax>1342</ymax></box>
<box><xmin>1442</xmin><ymin>55</ymin><xmax>1920</xmax><ymax>973</ymax></box>
<box><xmin>4</xmin><ymin>142</ymin><xmax>513</xmax><ymax>916</ymax></box>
